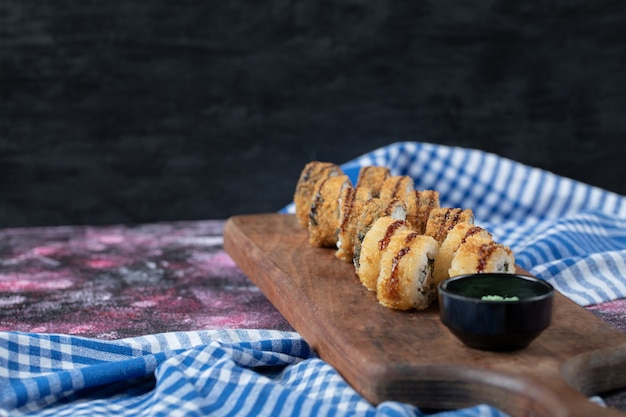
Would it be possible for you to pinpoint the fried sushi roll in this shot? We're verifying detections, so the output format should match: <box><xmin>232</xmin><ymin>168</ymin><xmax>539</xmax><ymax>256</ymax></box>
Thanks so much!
<box><xmin>308</xmin><ymin>174</ymin><xmax>352</xmax><ymax>247</ymax></box>
<box><xmin>377</xmin><ymin>231</ymin><xmax>439</xmax><ymax>310</ymax></box>
<box><xmin>352</xmin><ymin>197</ymin><xmax>407</xmax><ymax>269</ymax></box>
<box><xmin>433</xmin><ymin>223</ymin><xmax>493</xmax><ymax>285</ymax></box>
<box><xmin>379</xmin><ymin>175</ymin><xmax>416</xmax><ymax>228</ymax></box>
<box><xmin>409</xmin><ymin>190</ymin><xmax>440</xmax><ymax>234</ymax></box>
<box><xmin>294</xmin><ymin>161</ymin><xmax>343</xmax><ymax>227</ymax></box>
<box><xmin>356</xmin><ymin>216</ymin><xmax>410</xmax><ymax>292</ymax></box>
<box><xmin>379</xmin><ymin>175</ymin><xmax>414</xmax><ymax>200</ymax></box>
<box><xmin>355</xmin><ymin>166</ymin><xmax>390</xmax><ymax>198</ymax></box>
<box><xmin>335</xmin><ymin>187</ymin><xmax>373</xmax><ymax>262</ymax></box>
<box><xmin>424</xmin><ymin>207</ymin><xmax>475</xmax><ymax>245</ymax></box>
<box><xmin>448</xmin><ymin>240</ymin><xmax>515</xmax><ymax>278</ymax></box>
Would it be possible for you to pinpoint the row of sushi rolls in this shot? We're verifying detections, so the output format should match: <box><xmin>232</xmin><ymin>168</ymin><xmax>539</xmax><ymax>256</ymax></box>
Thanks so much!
<box><xmin>293</xmin><ymin>161</ymin><xmax>516</xmax><ymax>311</ymax></box>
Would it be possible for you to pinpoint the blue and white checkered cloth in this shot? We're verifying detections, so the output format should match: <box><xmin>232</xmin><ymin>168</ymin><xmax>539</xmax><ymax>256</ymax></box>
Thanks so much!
<box><xmin>0</xmin><ymin>330</ymin><xmax>504</xmax><ymax>417</ymax></box>
<box><xmin>3</xmin><ymin>142</ymin><xmax>625</xmax><ymax>416</ymax></box>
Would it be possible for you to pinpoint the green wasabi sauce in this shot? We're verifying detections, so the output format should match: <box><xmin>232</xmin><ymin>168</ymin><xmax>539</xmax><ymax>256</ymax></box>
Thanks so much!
<box><xmin>481</xmin><ymin>295</ymin><xmax>520</xmax><ymax>301</ymax></box>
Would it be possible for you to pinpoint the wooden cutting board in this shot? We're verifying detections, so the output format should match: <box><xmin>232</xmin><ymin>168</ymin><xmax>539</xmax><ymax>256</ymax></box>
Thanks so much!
<box><xmin>223</xmin><ymin>213</ymin><xmax>626</xmax><ymax>417</ymax></box>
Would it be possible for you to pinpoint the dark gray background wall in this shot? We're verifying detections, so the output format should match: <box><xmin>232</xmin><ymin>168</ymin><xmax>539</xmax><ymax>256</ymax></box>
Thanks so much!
<box><xmin>1</xmin><ymin>1</ymin><xmax>625</xmax><ymax>228</ymax></box>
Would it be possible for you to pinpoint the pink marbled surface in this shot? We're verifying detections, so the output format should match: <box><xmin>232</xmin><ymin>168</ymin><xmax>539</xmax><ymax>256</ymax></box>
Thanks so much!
<box><xmin>0</xmin><ymin>219</ymin><xmax>624</xmax><ymax>410</ymax></box>
<box><xmin>587</xmin><ymin>298</ymin><xmax>626</xmax><ymax>334</ymax></box>
<box><xmin>0</xmin><ymin>220</ymin><xmax>293</xmax><ymax>339</ymax></box>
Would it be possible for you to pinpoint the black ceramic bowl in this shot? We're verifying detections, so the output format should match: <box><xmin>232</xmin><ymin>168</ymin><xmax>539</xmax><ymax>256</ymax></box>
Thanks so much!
<box><xmin>438</xmin><ymin>273</ymin><xmax>555</xmax><ymax>351</ymax></box>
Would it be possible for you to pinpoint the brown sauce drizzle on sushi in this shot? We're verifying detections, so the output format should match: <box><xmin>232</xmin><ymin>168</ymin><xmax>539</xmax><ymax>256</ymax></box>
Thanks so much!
<box><xmin>434</xmin><ymin>210</ymin><xmax>450</xmax><ymax>242</ymax></box>
<box><xmin>418</xmin><ymin>191</ymin><xmax>438</xmax><ymax>208</ymax></box>
<box><xmin>383</xmin><ymin>198</ymin><xmax>401</xmax><ymax>216</ymax></box>
<box><xmin>355</xmin><ymin>167</ymin><xmax>373</xmax><ymax>188</ymax></box>
<box><xmin>476</xmin><ymin>241</ymin><xmax>498</xmax><ymax>272</ymax></box>
<box><xmin>392</xmin><ymin>179</ymin><xmax>404</xmax><ymax>197</ymax></box>
<box><xmin>338</xmin><ymin>187</ymin><xmax>356</xmax><ymax>233</ymax></box>
<box><xmin>460</xmin><ymin>226</ymin><xmax>484</xmax><ymax>245</ymax></box>
<box><xmin>309</xmin><ymin>177</ymin><xmax>330</xmax><ymax>225</ymax></box>
<box><xmin>386</xmin><ymin>233</ymin><xmax>420</xmax><ymax>301</ymax></box>
<box><xmin>302</xmin><ymin>163</ymin><xmax>332</xmax><ymax>184</ymax></box>
<box><xmin>404</xmin><ymin>232</ymin><xmax>421</xmax><ymax>244</ymax></box>
<box><xmin>434</xmin><ymin>209</ymin><xmax>461</xmax><ymax>243</ymax></box>
<box><xmin>387</xmin><ymin>247</ymin><xmax>410</xmax><ymax>301</ymax></box>
<box><xmin>378</xmin><ymin>220</ymin><xmax>407</xmax><ymax>251</ymax></box>
<box><xmin>448</xmin><ymin>209</ymin><xmax>462</xmax><ymax>231</ymax></box>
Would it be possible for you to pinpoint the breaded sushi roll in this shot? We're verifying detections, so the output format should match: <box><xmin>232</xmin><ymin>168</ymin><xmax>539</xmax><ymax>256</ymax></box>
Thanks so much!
<box><xmin>352</xmin><ymin>197</ymin><xmax>407</xmax><ymax>269</ymax></box>
<box><xmin>356</xmin><ymin>216</ymin><xmax>410</xmax><ymax>292</ymax></box>
<box><xmin>380</xmin><ymin>175</ymin><xmax>414</xmax><ymax>201</ymax></box>
<box><xmin>433</xmin><ymin>223</ymin><xmax>493</xmax><ymax>285</ymax></box>
<box><xmin>355</xmin><ymin>166</ymin><xmax>390</xmax><ymax>198</ymax></box>
<box><xmin>335</xmin><ymin>187</ymin><xmax>373</xmax><ymax>262</ymax></box>
<box><xmin>424</xmin><ymin>207</ymin><xmax>475</xmax><ymax>244</ymax></box>
<box><xmin>308</xmin><ymin>174</ymin><xmax>352</xmax><ymax>247</ymax></box>
<box><xmin>380</xmin><ymin>175</ymin><xmax>416</xmax><ymax>227</ymax></box>
<box><xmin>294</xmin><ymin>161</ymin><xmax>343</xmax><ymax>227</ymax></box>
<box><xmin>409</xmin><ymin>190</ymin><xmax>440</xmax><ymax>234</ymax></box>
<box><xmin>448</xmin><ymin>240</ymin><xmax>515</xmax><ymax>278</ymax></box>
<box><xmin>377</xmin><ymin>231</ymin><xmax>439</xmax><ymax>310</ymax></box>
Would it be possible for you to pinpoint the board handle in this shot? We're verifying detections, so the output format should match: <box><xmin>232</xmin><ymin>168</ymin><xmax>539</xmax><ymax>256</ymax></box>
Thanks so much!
<box><xmin>376</xmin><ymin>364</ymin><xmax>626</xmax><ymax>417</ymax></box>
